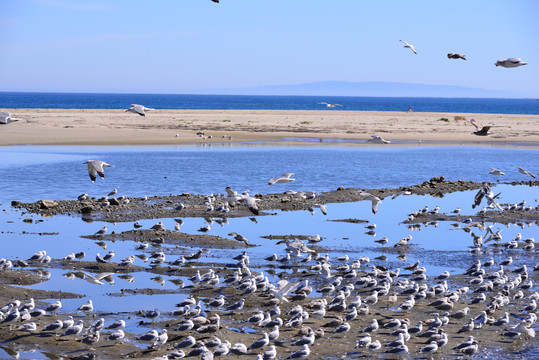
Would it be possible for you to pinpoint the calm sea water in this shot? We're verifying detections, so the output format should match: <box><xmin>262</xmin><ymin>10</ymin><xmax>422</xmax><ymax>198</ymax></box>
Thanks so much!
<box><xmin>1</xmin><ymin>92</ymin><xmax>538</xmax><ymax>114</ymax></box>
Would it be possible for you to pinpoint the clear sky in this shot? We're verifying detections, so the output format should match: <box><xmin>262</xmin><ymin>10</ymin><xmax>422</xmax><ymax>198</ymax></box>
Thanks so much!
<box><xmin>1</xmin><ymin>0</ymin><xmax>537</xmax><ymax>97</ymax></box>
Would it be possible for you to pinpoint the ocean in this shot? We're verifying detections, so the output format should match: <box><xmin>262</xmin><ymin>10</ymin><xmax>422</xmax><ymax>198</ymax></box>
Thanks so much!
<box><xmin>1</xmin><ymin>92</ymin><xmax>538</xmax><ymax>114</ymax></box>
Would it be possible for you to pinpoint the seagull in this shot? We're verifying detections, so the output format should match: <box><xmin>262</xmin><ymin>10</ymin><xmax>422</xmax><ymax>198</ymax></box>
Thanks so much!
<box><xmin>77</xmin><ymin>300</ymin><xmax>94</xmax><ymax>313</ymax></box>
<box><xmin>470</xmin><ymin>119</ymin><xmax>492</xmax><ymax>136</ymax></box>
<box><xmin>312</xmin><ymin>203</ymin><xmax>327</xmax><ymax>215</ymax></box>
<box><xmin>489</xmin><ymin>167</ymin><xmax>505</xmax><ymax>175</ymax></box>
<box><xmin>126</xmin><ymin>104</ymin><xmax>154</xmax><ymax>116</ymax></box>
<box><xmin>248</xmin><ymin>332</ymin><xmax>269</xmax><ymax>350</ymax></box>
<box><xmin>495</xmin><ymin>58</ymin><xmax>528</xmax><ymax>68</ymax></box>
<box><xmin>268</xmin><ymin>173</ymin><xmax>295</xmax><ymax>185</ymax></box>
<box><xmin>228</xmin><ymin>232</ymin><xmax>249</xmax><ymax>245</ymax></box>
<box><xmin>288</xmin><ymin>344</ymin><xmax>310</xmax><ymax>359</ymax></box>
<box><xmin>316</xmin><ymin>102</ymin><xmax>344</xmax><ymax>108</ymax></box>
<box><xmin>0</xmin><ymin>111</ymin><xmax>20</xmax><ymax>125</ymax></box>
<box><xmin>514</xmin><ymin>165</ymin><xmax>536</xmax><ymax>179</ymax></box>
<box><xmin>95</xmin><ymin>225</ymin><xmax>107</xmax><ymax>235</ymax></box>
<box><xmin>366</xmin><ymin>135</ymin><xmax>391</xmax><ymax>144</ymax></box>
<box><xmin>399</xmin><ymin>40</ymin><xmax>417</xmax><ymax>54</ymax></box>
<box><xmin>447</xmin><ymin>53</ymin><xmax>466</xmax><ymax>60</ymax></box>
<box><xmin>84</xmin><ymin>160</ymin><xmax>115</xmax><ymax>183</ymax></box>
<box><xmin>358</xmin><ymin>192</ymin><xmax>382</xmax><ymax>214</ymax></box>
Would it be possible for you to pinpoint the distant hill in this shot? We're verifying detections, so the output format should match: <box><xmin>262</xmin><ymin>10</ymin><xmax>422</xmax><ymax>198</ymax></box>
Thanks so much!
<box><xmin>195</xmin><ymin>81</ymin><xmax>524</xmax><ymax>98</ymax></box>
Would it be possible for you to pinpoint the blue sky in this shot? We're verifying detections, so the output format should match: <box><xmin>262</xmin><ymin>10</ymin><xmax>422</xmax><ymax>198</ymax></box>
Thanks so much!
<box><xmin>1</xmin><ymin>0</ymin><xmax>537</xmax><ymax>97</ymax></box>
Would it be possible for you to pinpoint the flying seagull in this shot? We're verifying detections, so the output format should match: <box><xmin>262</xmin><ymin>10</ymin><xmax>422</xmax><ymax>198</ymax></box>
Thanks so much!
<box><xmin>126</xmin><ymin>104</ymin><xmax>155</xmax><ymax>116</ymax></box>
<box><xmin>399</xmin><ymin>40</ymin><xmax>417</xmax><ymax>54</ymax></box>
<box><xmin>447</xmin><ymin>53</ymin><xmax>466</xmax><ymax>60</ymax></box>
<box><xmin>225</xmin><ymin>187</ymin><xmax>260</xmax><ymax>215</ymax></box>
<box><xmin>84</xmin><ymin>160</ymin><xmax>115</xmax><ymax>183</ymax></box>
<box><xmin>513</xmin><ymin>165</ymin><xmax>536</xmax><ymax>179</ymax></box>
<box><xmin>489</xmin><ymin>167</ymin><xmax>505</xmax><ymax>176</ymax></box>
<box><xmin>316</xmin><ymin>102</ymin><xmax>344</xmax><ymax>108</ymax></box>
<box><xmin>366</xmin><ymin>135</ymin><xmax>391</xmax><ymax>144</ymax></box>
<box><xmin>268</xmin><ymin>173</ymin><xmax>295</xmax><ymax>185</ymax></box>
<box><xmin>495</xmin><ymin>58</ymin><xmax>528</xmax><ymax>68</ymax></box>
<box><xmin>358</xmin><ymin>192</ymin><xmax>382</xmax><ymax>214</ymax></box>
<box><xmin>470</xmin><ymin>119</ymin><xmax>492</xmax><ymax>136</ymax></box>
<box><xmin>0</xmin><ymin>111</ymin><xmax>20</xmax><ymax>125</ymax></box>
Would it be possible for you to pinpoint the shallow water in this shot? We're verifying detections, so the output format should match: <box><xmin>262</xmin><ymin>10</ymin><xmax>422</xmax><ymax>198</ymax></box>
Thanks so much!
<box><xmin>0</xmin><ymin>144</ymin><xmax>537</xmax><ymax>358</ymax></box>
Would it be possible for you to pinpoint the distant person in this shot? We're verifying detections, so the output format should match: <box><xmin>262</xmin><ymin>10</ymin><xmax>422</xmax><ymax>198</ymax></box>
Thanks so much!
<box><xmin>408</xmin><ymin>107</ymin><xmax>413</xmax><ymax>112</ymax></box>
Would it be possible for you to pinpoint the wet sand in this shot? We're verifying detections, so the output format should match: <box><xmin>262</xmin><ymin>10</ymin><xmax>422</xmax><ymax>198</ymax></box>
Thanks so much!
<box><xmin>1</xmin><ymin>108</ymin><xmax>539</xmax><ymax>145</ymax></box>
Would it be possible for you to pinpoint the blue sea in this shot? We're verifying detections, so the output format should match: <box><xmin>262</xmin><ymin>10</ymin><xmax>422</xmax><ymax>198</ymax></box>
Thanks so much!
<box><xmin>1</xmin><ymin>92</ymin><xmax>538</xmax><ymax>114</ymax></box>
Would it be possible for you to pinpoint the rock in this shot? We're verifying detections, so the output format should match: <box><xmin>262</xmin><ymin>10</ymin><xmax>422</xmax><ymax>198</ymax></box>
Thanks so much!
<box><xmin>108</xmin><ymin>197</ymin><xmax>120</xmax><ymax>206</ymax></box>
<box><xmin>11</xmin><ymin>201</ymin><xmax>21</xmax><ymax>207</ymax></box>
<box><xmin>23</xmin><ymin>218</ymin><xmax>33</xmax><ymax>223</ymax></box>
<box><xmin>81</xmin><ymin>206</ymin><xmax>94</xmax><ymax>214</ymax></box>
<box><xmin>39</xmin><ymin>200</ymin><xmax>59</xmax><ymax>209</ymax></box>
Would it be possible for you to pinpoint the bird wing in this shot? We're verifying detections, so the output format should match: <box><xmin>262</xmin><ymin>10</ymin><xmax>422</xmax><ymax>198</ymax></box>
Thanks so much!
<box><xmin>0</xmin><ymin>111</ymin><xmax>8</xmax><ymax>124</ymax></box>
<box><xmin>243</xmin><ymin>196</ymin><xmax>260</xmax><ymax>215</ymax></box>
<box><xmin>469</xmin><ymin>119</ymin><xmax>481</xmax><ymax>131</ymax></box>
<box><xmin>268</xmin><ymin>177</ymin><xmax>278</xmax><ymax>185</ymax></box>
<box><xmin>507</xmin><ymin>58</ymin><xmax>522</xmax><ymax>63</ymax></box>
<box><xmin>86</xmin><ymin>162</ymin><xmax>98</xmax><ymax>182</ymax></box>
<box><xmin>358</xmin><ymin>192</ymin><xmax>381</xmax><ymax>214</ymax></box>
<box><xmin>399</xmin><ymin>40</ymin><xmax>409</xmax><ymax>46</ymax></box>
<box><xmin>132</xmin><ymin>104</ymin><xmax>146</xmax><ymax>116</ymax></box>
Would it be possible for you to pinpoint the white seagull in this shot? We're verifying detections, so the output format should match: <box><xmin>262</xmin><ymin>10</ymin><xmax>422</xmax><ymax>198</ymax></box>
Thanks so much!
<box><xmin>366</xmin><ymin>135</ymin><xmax>391</xmax><ymax>144</ymax></box>
<box><xmin>0</xmin><ymin>111</ymin><xmax>20</xmax><ymax>125</ymax></box>
<box><xmin>489</xmin><ymin>167</ymin><xmax>505</xmax><ymax>176</ymax></box>
<box><xmin>316</xmin><ymin>102</ymin><xmax>344</xmax><ymax>108</ymax></box>
<box><xmin>126</xmin><ymin>104</ymin><xmax>155</xmax><ymax>116</ymax></box>
<box><xmin>514</xmin><ymin>165</ymin><xmax>536</xmax><ymax>179</ymax></box>
<box><xmin>399</xmin><ymin>40</ymin><xmax>417</xmax><ymax>54</ymax></box>
<box><xmin>84</xmin><ymin>160</ymin><xmax>115</xmax><ymax>183</ymax></box>
<box><xmin>358</xmin><ymin>192</ymin><xmax>382</xmax><ymax>214</ymax></box>
<box><xmin>268</xmin><ymin>173</ymin><xmax>296</xmax><ymax>185</ymax></box>
<box><xmin>495</xmin><ymin>58</ymin><xmax>528</xmax><ymax>68</ymax></box>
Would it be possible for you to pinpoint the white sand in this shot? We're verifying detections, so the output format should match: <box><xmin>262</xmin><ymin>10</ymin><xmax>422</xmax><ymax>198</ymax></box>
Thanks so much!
<box><xmin>0</xmin><ymin>108</ymin><xmax>537</xmax><ymax>145</ymax></box>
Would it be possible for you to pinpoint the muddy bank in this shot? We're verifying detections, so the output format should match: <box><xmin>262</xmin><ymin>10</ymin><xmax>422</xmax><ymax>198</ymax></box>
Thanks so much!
<box><xmin>13</xmin><ymin>178</ymin><xmax>538</xmax><ymax>223</ymax></box>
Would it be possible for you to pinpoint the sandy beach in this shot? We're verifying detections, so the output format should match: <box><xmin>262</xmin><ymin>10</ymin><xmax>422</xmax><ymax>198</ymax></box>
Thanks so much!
<box><xmin>1</xmin><ymin>108</ymin><xmax>538</xmax><ymax>145</ymax></box>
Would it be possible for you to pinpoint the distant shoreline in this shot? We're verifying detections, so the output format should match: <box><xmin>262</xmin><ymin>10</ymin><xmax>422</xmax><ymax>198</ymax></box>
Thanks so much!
<box><xmin>1</xmin><ymin>108</ymin><xmax>538</xmax><ymax>146</ymax></box>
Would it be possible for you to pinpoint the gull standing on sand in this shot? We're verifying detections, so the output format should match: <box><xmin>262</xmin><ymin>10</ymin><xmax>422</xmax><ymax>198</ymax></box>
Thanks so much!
<box><xmin>399</xmin><ymin>40</ymin><xmax>417</xmax><ymax>54</ymax></box>
<box><xmin>0</xmin><ymin>111</ymin><xmax>20</xmax><ymax>125</ymax></box>
<box><xmin>84</xmin><ymin>160</ymin><xmax>115</xmax><ymax>183</ymax></box>
<box><xmin>268</xmin><ymin>173</ymin><xmax>296</xmax><ymax>185</ymax></box>
<box><xmin>495</xmin><ymin>58</ymin><xmax>528</xmax><ymax>68</ymax></box>
<box><xmin>126</xmin><ymin>104</ymin><xmax>154</xmax><ymax>116</ymax></box>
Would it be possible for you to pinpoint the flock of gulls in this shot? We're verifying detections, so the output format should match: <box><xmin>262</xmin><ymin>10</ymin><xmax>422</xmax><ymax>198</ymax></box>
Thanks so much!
<box><xmin>0</xmin><ymin>156</ymin><xmax>537</xmax><ymax>360</ymax></box>
<box><xmin>397</xmin><ymin>39</ymin><xmax>528</xmax><ymax>68</ymax></box>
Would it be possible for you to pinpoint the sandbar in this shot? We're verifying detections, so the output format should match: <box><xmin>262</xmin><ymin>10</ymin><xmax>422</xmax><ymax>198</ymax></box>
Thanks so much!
<box><xmin>1</xmin><ymin>108</ymin><xmax>538</xmax><ymax>146</ymax></box>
